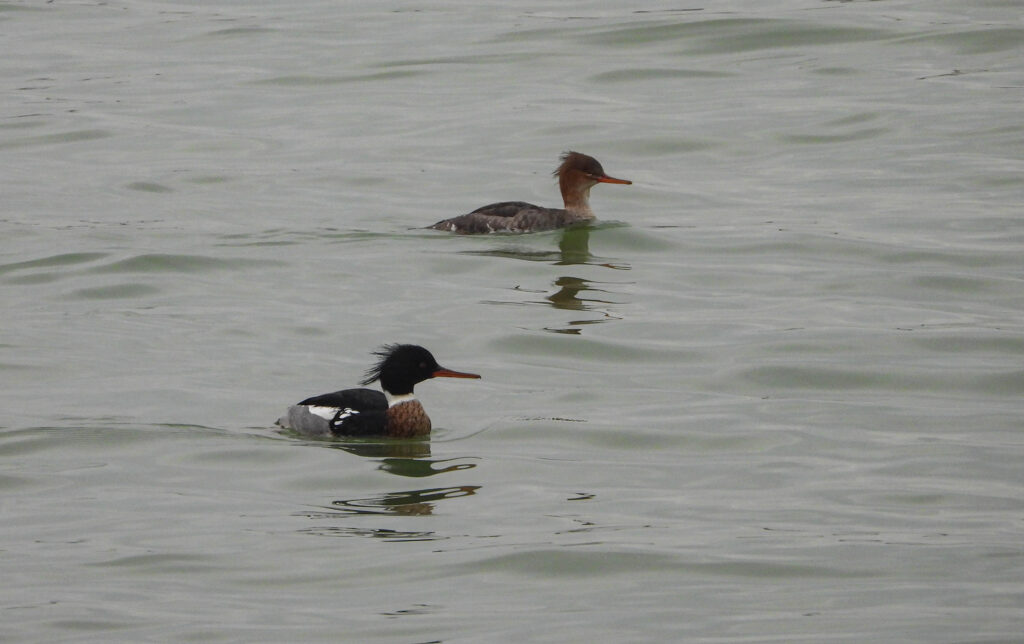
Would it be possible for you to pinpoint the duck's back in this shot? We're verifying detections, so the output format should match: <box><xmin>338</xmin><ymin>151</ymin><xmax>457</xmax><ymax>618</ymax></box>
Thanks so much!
<box><xmin>297</xmin><ymin>388</ymin><xmax>386</xmax><ymax>410</ymax></box>
<box><xmin>279</xmin><ymin>387</ymin><xmax>388</xmax><ymax>437</ymax></box>
<box><xmin>429</xmin><ymin>201</ymin><xmax>573</xmax><ymax>234</ymax></box>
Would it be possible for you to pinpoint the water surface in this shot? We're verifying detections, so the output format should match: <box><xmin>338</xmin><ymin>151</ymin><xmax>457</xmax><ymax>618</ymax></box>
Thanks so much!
<box><xmin>2</xmin><ymin>1</ymin><xmax>1023</xmax><ymax>642</ymax></box>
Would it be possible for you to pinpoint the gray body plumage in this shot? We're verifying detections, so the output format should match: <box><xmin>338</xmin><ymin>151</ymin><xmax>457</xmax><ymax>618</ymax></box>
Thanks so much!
<box><xmin>278</xmin><ymin>405</ymin><xmax>334</xmax><ymax>438</ymax></box>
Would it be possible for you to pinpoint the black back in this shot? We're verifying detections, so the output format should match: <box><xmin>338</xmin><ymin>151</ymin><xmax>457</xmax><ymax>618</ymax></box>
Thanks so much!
<box><xmin>298</xmin><ymin>387</ymin><xmax>386</xmax><ymax>411</ymax></box>
<box><xmin>293</xmin><ymin>387</ymin><xmax>387</xmax><ymax>436</ymax></box>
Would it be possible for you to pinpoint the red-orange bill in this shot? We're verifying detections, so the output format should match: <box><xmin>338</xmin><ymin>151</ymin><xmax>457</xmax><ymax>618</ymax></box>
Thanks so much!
<box><xmin>597</xmin><ymin>174</ymin><xmax>632</xmax><ymax>185</ymax></box>
<box><xmin>432</xmin><ymin>367</ymin><xmax>482</xmax><ymax>379</ymax></box>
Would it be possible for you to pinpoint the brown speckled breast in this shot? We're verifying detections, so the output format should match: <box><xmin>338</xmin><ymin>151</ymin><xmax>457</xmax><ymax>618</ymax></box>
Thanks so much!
<box><xmin>385</xmin><ymin>400</ymin><xmax>432</xmax><ymax>438</ymax></box>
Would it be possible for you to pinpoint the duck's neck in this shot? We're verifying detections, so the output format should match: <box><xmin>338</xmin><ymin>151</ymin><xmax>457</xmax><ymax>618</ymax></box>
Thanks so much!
<box><xmin>560</xmin><ymin>178</ymin><xmax>596</xmax><ymax>219</ymax></box>
<box><xmin>385</xmin><ymin>391</ymin><xmax>416</xmax><ymax>407</ymax></box>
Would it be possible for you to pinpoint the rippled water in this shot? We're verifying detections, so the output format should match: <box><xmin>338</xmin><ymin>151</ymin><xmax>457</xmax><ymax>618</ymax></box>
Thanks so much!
<box><xmin>3</xmin><ymin>1</ymin><xmax>1023</xmax><ymax>642</ymax></box>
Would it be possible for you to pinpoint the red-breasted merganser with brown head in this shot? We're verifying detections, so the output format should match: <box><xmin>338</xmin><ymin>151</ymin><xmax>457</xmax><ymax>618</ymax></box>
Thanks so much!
<box><xmin>277</xmin><ymin>344</ymin><xmax>480</xmax><ymax>438</ymax></box>
<box><xmin>429</xmin><ymin>151</ymin><xmax>631</xmax><ymax>234</ymax></box>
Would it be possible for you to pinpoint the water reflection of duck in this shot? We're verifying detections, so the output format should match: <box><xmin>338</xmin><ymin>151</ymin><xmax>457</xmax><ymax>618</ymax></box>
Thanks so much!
<box><xmin>277</xmin><ymin>344</ymin><xmax>480</xmax><ymax>438</ymax></box>
<box><xmin>429</xmin><ymin>152</ymin><xmax>631</xmax><ymax>234</ymax></box>
<box><xmin>315</xmin><ymin>486</ymin><xmax>481</xmax><ymax>521</ymax></box>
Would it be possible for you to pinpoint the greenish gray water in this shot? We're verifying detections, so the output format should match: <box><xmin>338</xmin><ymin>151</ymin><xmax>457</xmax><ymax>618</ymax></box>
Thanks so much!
<box><xmin>2</xmin><ymin>1</ymin><xmax>1023</xmax><ymax>642</ymax></box>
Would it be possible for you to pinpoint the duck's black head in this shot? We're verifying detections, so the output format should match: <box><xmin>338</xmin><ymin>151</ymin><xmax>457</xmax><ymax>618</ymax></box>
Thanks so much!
<box><xmin>361</xmin><ymin>344</ymin><xmax>480</xmax><ymax>395</ymax></box>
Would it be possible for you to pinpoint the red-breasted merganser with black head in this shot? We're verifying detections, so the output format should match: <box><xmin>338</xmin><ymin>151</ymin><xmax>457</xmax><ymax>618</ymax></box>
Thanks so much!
<box><xmin>429</xmin><ymin>151</ymin><xmax>631</xmax><ymax>234</ymax></box>
<box><xmin>277</xmin><ymin>344</ymin><xmax>480</xmax><ymax>438</ymax></box>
